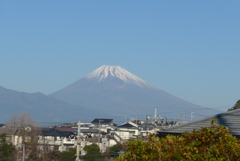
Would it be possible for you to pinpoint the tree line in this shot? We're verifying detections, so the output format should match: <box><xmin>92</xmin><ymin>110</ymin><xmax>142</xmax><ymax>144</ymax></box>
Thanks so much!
<box><xmin>119</xmin><ymin>120</ymin><xmax>240</xmax><ymax>161</ymax></box>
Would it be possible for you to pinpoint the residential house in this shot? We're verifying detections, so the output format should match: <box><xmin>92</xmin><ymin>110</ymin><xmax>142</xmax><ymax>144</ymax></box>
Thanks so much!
<box><xmin>107</xmin><ymin>121</ymin><xmax>140</xmax><ymax>145</ymax></box>
<box><xmin>0</xmin><ymin>126</ymin><xmax>18</xmax><ymax>143</ymax></box>
<box><xmin>157</xmin><ymin>109</ymin><xmax>240</xmax><ymax>138</ymax></box>
<box><xmin>117</xmin><ymin>122</ymin><xmax>140</xmax><ymax>136</ymax></box>
<box><xmin>91</xmin><ymin>118</ymin><xmax>116</xmax><ymax>133</ymax></box>
<box><xmin>39</xmin><ymin>127</ymin><xmax>76</xmax><ymax>152</ymax></box>
<box><xmin>54</xmin><ymin>121</ymin><xmax>113</xmax><ymax>152</ymax></box>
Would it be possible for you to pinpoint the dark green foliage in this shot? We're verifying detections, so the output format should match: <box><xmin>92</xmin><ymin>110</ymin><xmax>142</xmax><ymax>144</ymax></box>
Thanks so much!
<box><xmin>42</xmin><ymin>150</ymin><xmax>60</xmax><ymax>161</ymax></box>
<box><xmin>83</xmin><ymin>144</ymin><xmax>104</xmax><ymax>161</ymax></box>
<box><xmin>119</xmin><ymin>123</ymin><xmax>240</xmax><ymax>161</ymax></box>
<box><xmin>109</xmin><ymin>143</ymin><xmax>124</xmax><ymax>157</ymax></box>
<box><xmin>0</xmin><ymin>133</ymin><xmax>15</xmax><ymax>160</ymax></box>
<box><xmin>228</xmin><ymin>99</ymin><xmax>240</xmax><ymax>111</ymax></box>
<box><xmin>59</xmin><ymin>148</ymin><xmax>76</xmax><ymax>161</ymax></box>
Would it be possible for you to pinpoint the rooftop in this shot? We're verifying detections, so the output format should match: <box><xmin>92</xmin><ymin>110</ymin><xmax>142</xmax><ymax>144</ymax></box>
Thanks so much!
<box><xmin>158</xmin><ymin>109</ymin><xmax>240</xmax><ymax>138</ymax></box>
<box><xmin>91</xmin><ymin>118</ymin><xmax>113</xmax><ymax>124</ymax></box>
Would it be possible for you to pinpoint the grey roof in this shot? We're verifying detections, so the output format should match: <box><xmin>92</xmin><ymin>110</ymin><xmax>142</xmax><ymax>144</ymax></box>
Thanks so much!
<box><xmin>91</xmin><ymin>118</ymin><xmax>113</xmax><ymax>124</ymax></box>
<box><xmin>158</xmin><ymin>109</ymin><xmax>240</xmax><ymax>137</ymax></box>
<box><xmin>0</xmin><ymin>127</ymin><xmax>18</xmax><ymax>135</ymax></box>
<box><xmin>118</xmin><ymin>122</ymin><xmax>138</xmax><ymax>129</ymax></box>
<box><xmin>41</xmin><ymin>128</ymin><xmax>74</xmax><ymax>137</ymax></box>
<box><xmin>81</xmin><ymin>129</ymin><xmax>107</xmax><ymax>135</ymax></box>
<box><xmin>52</xmin><ymin>127</ymin><xmax>108</xmax><ymax>134</ymax></box>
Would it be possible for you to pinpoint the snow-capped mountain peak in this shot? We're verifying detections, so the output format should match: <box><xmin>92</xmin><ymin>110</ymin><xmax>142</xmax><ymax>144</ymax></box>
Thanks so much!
<box><xmin>49</xmin><ymin>65</ymin><xmax>220</xmax><ymax>119</ymax></box>
<box><xmin>85</xmin><ymin>65</ymin><xmax>158</xmax><ymax>89</ymax></box>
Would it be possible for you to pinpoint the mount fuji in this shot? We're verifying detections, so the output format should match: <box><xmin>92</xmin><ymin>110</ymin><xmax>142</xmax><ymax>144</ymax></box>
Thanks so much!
<box><xmin>49</xmin><ymin>65</ymin><xmax>221</xmax><ymax>120</ymax></box>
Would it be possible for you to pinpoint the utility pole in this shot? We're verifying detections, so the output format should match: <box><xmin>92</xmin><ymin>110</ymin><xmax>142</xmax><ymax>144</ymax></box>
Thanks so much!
<box><xmin>75</xmin><ymin>120</ymin><xmax>81</xmax><ymax>161</ymax></box>
<box><xmin>191</xmin><ymin>112</ymin><xmax>195</xmax><ymax>122</ymax></box>
<box><xmin>154</xmin><ymin>107</ymin><xmax>157</xmax><ymax>123</ymax></box>
<box><xmin>146</xmin><ymin>115</ymin><xmax>149</xmax><ymax>141</ymax></box>
<box><xmin>22</xmin><ymin>144</ymin><xmax>25</xmax><ymax>161</ymax></box>
<box><xmin>98</xmin><ymin>119</ymin><xmax>103</xmax><ymax>148</ymax></box>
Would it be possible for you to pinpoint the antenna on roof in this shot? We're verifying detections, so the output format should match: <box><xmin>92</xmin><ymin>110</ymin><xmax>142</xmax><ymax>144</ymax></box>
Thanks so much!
<box><xmin>147</xmin><ymin>107</ymin><xmax>165</xmax><ymax>124</ymax></box>
<box><xmin>191</xmin><ymin>112</ymin><xmax>195</xmax><ymax>122</ymax></box>
<box><xmin>178</xmin><ymin>112</ymin><xmax>186</xmax><ymax>124</ymax></box>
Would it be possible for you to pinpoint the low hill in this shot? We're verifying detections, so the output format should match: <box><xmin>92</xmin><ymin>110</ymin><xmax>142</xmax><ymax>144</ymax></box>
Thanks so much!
<box><xmin>0</xmin><ymin>86</ymin><xmax>111</xmax><ymax>123</ymax></box>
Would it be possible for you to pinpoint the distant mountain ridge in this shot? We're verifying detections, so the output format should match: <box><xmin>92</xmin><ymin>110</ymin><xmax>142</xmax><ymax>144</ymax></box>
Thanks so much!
<box><xmin>0</xmin><ymin>65</ymin><xmax>221</xmax><ymax>123</ymax></box>
<box><xmin>50</xmin><ymin>65</ymin><xmax>221</xmax><ymax>120</ymax></box>
<box><xmin>0</xmin><ymin>86</ymin><xmax>111</xmax><ymax>123</ymax></box>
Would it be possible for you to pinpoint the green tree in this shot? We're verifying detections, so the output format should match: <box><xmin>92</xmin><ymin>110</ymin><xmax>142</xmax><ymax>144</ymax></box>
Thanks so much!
<box><xmin>228</xmin><ymin>99</ymin><xmax>240</xmax><ymax>111</ymax></box>
<box><xmin>59</xmin><ymin>148</ymin><xmax>76</xmax><ymax>161</ymax></box>
<box><xmin>118</xmin><ymin>122</ymin><xmax>240</xmax><ymax>161</ymax></box>
<box><xmin>83</xmin><ymin>144</ymin><xmax>104</xmax><ymax>161</ymax></box>
<box><xmin>0</xmin><ymin>133</ymin><xmax>15</xmax><ymax>160</ymax></box>
<box><xmin>41</xmin><ymin>150</ymin><xmax>60</xmax><ymax>161</ymax></box>
<box><xmin>108</xmin><ymin>143</ymin><xmax>124</xmax><ymax>157</ymax></box>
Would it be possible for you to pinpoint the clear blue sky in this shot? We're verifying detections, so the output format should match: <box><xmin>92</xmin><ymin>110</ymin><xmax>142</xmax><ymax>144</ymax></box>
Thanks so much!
<box><xmin>1</xmin><ymin>1</ymin><xmax>239</xmax><ymax>111</ymax></box>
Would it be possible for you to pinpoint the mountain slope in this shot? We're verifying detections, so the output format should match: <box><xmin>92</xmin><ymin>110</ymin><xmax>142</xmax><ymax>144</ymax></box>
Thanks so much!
<box><xmin>0</xmin><ymin>86</ymin><xmax>111</xmax><ymax>123</ymax></box>
<box><xmin>50</xmin><ymin>65</ymin><xmax>221</xmax><ymax>120</ymax></box>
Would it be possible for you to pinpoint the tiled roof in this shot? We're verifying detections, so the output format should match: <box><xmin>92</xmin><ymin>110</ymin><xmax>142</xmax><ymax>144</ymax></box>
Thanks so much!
<box><xmin>0</xmin><ymin>127</ymin><xmax>18</xmax><ymax>135</ymax></box>
<box><xmin>118</xmin><ymin>122</ymin><xmax>138</xmax><ymax>129</ymax></box>
<box><xmin>55</xmin><ymin>127</ymin><xmax>77</xmax><ymax>132</ymax></box>
<box><xmin>158</xmin><ymin>109</ymin><xmax>240</xmax><ymax>137</ymax></box>
<box><xmin>91</xmin><ymin>118</ymin><xmax>113</xmax><ymax>124</ymax></box>
<box><xmin>81</xmin><ymin>129</ymin><xmax>107</xmax><ymax>135</ymax></box>
<box><xmin>41</xmin><ymin>128</ymin><xmax>74</xmax><ymax>136</ymax></box>
<box><xmin>81</xmin><ymin>129</ymin><xmax>99</xmax><ymax>133</ymax></box>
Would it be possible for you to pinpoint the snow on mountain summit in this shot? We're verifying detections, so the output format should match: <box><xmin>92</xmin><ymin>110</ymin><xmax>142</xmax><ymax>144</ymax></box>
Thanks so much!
<box><xmin>49</xmin><ymin>65</ymin><xmax>220</xmax><ymax>119</ymax></box>
<box><xmin>85</xmin><ymin>65</ymin><xmax>158</xmax><ymax>89</ymax></box>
